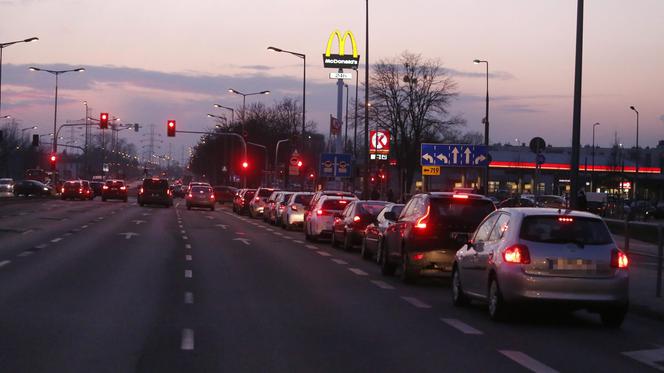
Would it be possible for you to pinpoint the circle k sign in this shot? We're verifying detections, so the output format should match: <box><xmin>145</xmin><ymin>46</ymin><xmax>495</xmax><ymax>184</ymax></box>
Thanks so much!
<box><xmin>370</xmin><ymin>130</ymin><xmax>390</xmax><ymax>152</ymax></box>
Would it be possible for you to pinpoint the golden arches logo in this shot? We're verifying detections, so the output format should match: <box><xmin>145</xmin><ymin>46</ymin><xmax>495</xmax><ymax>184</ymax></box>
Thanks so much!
<box><xmin>325</xmin><ymin>30</ymin><xmax>358</xmax><ymax>58</ymax></box>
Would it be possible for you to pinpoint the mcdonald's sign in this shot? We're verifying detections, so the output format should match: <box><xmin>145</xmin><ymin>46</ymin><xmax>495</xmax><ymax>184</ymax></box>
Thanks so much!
<box><xmin>323</xmin><ymin>30</ymin><xmax>360</xmax><ymax>69</ymax></box>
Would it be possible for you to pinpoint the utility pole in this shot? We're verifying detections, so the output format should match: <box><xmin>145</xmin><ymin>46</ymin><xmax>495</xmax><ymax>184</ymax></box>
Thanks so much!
<box><xmin>569</xmin><ymin>0</ymin><xmax>584</xmax><ymax>210</ymax></box>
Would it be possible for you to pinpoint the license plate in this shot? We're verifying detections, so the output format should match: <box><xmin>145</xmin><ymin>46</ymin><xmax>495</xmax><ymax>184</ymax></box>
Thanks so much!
<box><xmin>152</xmin><ymin>193</ymin><xmax>159</xmax><ymax>197</ymax></box>
<box><xmin>550</xmin><ymin>258</ymin><xmax>596</xmax><ymax>270</ymax></box>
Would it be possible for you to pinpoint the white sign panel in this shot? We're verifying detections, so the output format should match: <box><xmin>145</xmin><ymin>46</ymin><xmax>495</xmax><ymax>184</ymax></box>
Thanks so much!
<box><xmin>329</xmin><ymin>72</ymin><xmax>353</xmax><ymax>80</ymax></box>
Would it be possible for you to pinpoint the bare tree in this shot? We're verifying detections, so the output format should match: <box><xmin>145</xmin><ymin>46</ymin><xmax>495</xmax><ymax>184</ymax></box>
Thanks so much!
<box><xmin>369</xmin><ymin>51</ymin><xmax>464</xmax><ymax>193</ymax></box>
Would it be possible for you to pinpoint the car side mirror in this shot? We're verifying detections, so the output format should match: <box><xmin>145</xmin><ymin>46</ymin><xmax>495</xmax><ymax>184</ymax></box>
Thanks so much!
<box><xmin>384</xmin><ymin>211</ymin><xmax>397</xmax><ymax>221</ymax></box>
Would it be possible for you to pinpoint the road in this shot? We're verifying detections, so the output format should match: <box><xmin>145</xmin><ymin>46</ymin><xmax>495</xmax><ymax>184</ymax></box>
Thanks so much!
<box><xmin>1</xmin><ymin>197</ymin><xmax>664</xmax><ymax>372</ymax></box>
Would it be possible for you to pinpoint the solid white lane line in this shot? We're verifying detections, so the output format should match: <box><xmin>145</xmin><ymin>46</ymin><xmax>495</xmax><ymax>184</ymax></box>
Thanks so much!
<box><xmin>184</xmin><ymin>270</ymin><xmax>192</xmax><ymax>278</ymax></box>
<box><xmin>0</xmin><ymin>260</ymin><xmax>11</xmax><ymax>267</ymax></box>
<box><xmin>306</xmin><ymin>245</ymin><xmax>318</xmax><ymax>250</ymax></box>
<box><xmin>401</xmin><ymin>297</ymin><xmax>432</xmax><ymax>309</ymax></box>
<box><xmin>316</xmin><ymin>251</ymin><xmax>332</xmax><ymax>257</ymax></box>
<box><xmin>348</xmin><ymin>268</ymin><xmax>369</xmax><ymax>276</ymax></box>
<box><xmin>184</xmin><ymin>292</ymin><xmax>194</xmax><ymax>304</ymax></box>
<box><xmin>273</xmin><ymin>232</ymin><xmax>283</xmax><ymax>236</ymax></box>
<box><xmin>440</xmin><ymin>318</ymin><xmax>483</xmax><ymax>335</ymax></box>
<box><xmin>499</xmin><ymin>351</ymin><xmax>559</xmax><ymax>373</ymax></box>
<box><xmin>181</xmin><ymin>329</ymin><xmax>194</xmax><ymax>350</ymax></box>
<box><xmin>185</xmin><ymin>244</ymin><xmax>192</xmax><ymax>249</ymax></box>
<box><xmin>17</xmin><ymin>251</ymin><xmax>33</xmax><ymax>257</ymax></box>
<box><xmin>331</xmin><ymin>258</ymin><xmax>348</xmax><ymax>265</ymax></box>
<box><xmin>622</xmin><ymin>347</ymin><xmax>664</xmax><ymax>371</ymax></box>
<box><xmin>34</xmin><ymin>244</ymin><xmax>48</xmax><ymax>249</ymax></box>
<box><xmin>185</xmin><ymin>255</ymin><xmax>192</xmax><ymax>261</ymax></box>
<box><xmin>50</xmin><ymin>238</ymin><xmax>62</xmax><ymax>243</ymax></box>
<box><xmin>370</xmin><ymin>280</ymin><xmax>395</xmax><ymax>290</ymax></box>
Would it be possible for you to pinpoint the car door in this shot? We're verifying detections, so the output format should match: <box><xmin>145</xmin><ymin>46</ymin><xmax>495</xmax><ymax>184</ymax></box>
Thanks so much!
<box><xmin>459</xmin><ymin>212</ymin><xmax>500</xmax><ymax>296</ymax></box>
<box><xmin>386</xmin><ymin>198</ymin><xmax>417</xmax><ymax>261</ymax></box>
<box><xmin>474</xmin><ymin>213</ymin><xmax>511</xmax><ymax>295</ymax></box>
<box><xmin>338</xmin><ymin>202</ymin><xmax>355</xmax><ymax>241</ymax></box>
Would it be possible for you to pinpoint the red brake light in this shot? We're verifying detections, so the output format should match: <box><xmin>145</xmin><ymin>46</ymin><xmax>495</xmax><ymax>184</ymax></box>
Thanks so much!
<box><xmin>255</xmin><ymin>197</ymin><xmax>260</xmax><ymax>201</ymax></box>
<box><xmin>210</xmin><ymin>194</ymin><xmax>215</xmax><ymax>200</ymax></box>
<box><xmin>353</xmin><ymin>216</ymin><xmax>361</xmax><ymax>222</ymax></box>
<box><xmin>139</xmin><ymin>187</ymin><xmax>144</xmax><ymax>194</ymax></box>
<box><xmin>338</xmin><ymin>200</ymin><xmax>348</xmax><ymax>204</ymax></box>
<box><xmin>452</xmin><ymin>194</ymin><xmax>469</xmax><ymax>199</ymax></box>
<box><xmin>503</xmin><ymin>244</ymin><xmax>530</xmax><ymax>264</ymax></box>
<box><xmin>103</xmin><ymin>185</ymin><xmax>109</xmax><ymax>190</ymax></box>
<box><xmin>415</xmin><ymin>205</ymin><xmax>430</xmax><ymax>229</ymax></box>
<box><xmin>611</xmin><ymin>249</ymin><xmax>629</xmax><ymax>269</ymax></box>
<box><xmin>317</xmin><ymin>209</ymin><xmax>323</xmax><ymax>216</ymax></box>
<box><xmin>120</xmin><ymin>186</ymin><xmax>126</xmax><ymax>190</ymax></box>
<box><xmin>413</xmin><ymin>253</ymin><xmax>425</xmax><ymax>261</ymax></box>
<box><xmin>188</xmin><ymin>193</ymin><xmax>193</xmax><ymax>198</ymax></box>
<box><xmin>291</xmin><ymin>205</ymin><xmax>298</xmax><ymax>211</ymax></box>
<box><xmin>79</xmin><ymin>188</ymin><xmax>83</xmax><ymax>193</ymax></box>
<box><xmin>558</xmin><ymin>217</ymin><xmax>574</xmax><ymax>223</ymax></box>
<box><xmin>61</xmin><ymin>187</ymin><xmax>65</xmax><ymax>193</ymax></box>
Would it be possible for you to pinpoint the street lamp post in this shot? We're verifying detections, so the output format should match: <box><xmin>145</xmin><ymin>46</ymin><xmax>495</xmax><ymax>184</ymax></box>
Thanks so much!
<box><xmin>630</xmin><ymin>106</ymin><xmax>639</xmax><ymax>199</ymax></box>
<box><xmin>228</xmin><ymin>89</ymin><xmax>270</xmax><ymax>136</ymax></box>
<box><xmin>591</xmin><ymin>122</ymin><xmax>600</xmax><ymax>191</ymax></box>
<box><xmin>267</xmin><ymin>47</ymin><xmax>306</xmax><ymax>143</ymax></box>
<box><xmin>83</xmin><ymin>101</ymin><xmax>89</xmax><ymax>178</ymax></box>
<box><xmin>363</xmin><ymin>0</ymin><xmax>371</xmax><ymax>200</ymax></box>
<box><xmin>213</xmin><ymin>104</ymin><xmax>235</xmax><ymax>124</ymax></box>
<box><xmin>0</xmin><ymin>37</ymin><xmax>38</xmax><ymax>118</ymax></box>
<box><xmin>473</xmin><ymin>59</ymin><xmax>490</xmax><ymax>195</ymax></box>
<box><xmin>207</xmin><ymin>113</ymin><xmax>227</xmax><ymax>126</ymax></box>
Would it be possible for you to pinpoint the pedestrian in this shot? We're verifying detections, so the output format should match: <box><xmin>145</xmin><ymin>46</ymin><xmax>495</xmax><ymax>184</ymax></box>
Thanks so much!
<box><xmin>577</xmin><ymin>188</ymin><xmax>587</xmax><ymax>211</ymax></box>
<box><xmin>387</xmin><ymin>188</ymin><xmax>394</xmax><ymax>203</ymax></box>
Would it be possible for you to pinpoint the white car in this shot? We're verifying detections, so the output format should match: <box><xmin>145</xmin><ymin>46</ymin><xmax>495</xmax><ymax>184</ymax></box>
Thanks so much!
<box><xmin>452</xmin><ymin>208</ymin><xmax>629</xmax><ymax>327</ymax></box>
<box><xmin>304</xmin><ymin>195</ymin><xmax>357</xmax><ymax>241</ymax></box>
<box><xmin>281</xmin><ymin>192</ymin><xmax>314</xmax><ymax>230</ymax></box>
<box><xmin>0</xmin><ymin>178</ymin><xmax>14</xmax><ymax>197</ymax></box>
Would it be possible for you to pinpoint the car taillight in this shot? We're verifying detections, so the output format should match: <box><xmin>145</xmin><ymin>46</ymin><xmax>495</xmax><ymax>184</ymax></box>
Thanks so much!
<box><xmin>413</xmin><ymin>253</ymin><xmax>425</xmax><ymax>261</ymax></box>
<box><xmin>415</xmin><ymin>205</ymin><xmax>430</xmax><ymax>229</ymax></box>
<box><xmin>139</xmin><ymin>187</ymin><xmax>144</xmax><ymax>194</ymax></box>
<box><xmin>103</xmin><ymin>185</ymin><xmax>109</xmax><ymax>190</ymax></box>
<box><xmin>79</xmin><ymin>188</ymin><xmax>83</xmax><ymax>193</ymax></box>
<box><xmin>210</xmin><ymin>195</ymin><xmax>215</xmax><ymax>200</ymax></box>
<box><xmin>503</xmin><ymin>244</ymin><xmax>530</xmax><ymax>264</ymax></box>
<box><xmin>167</xmin><ymin>190</ymin><xmax>172</xmax><ymax>196</ymax></box>
<box><xmin>188</xmin><ymin>193</ymin><xmax>193</xmax><ymax>198</ymax></box>
<box><xmin>611</xmin><ymin>249</ymin><xmax>629</xmax><ymax>269</ymax></box>
<box><xmin>61</xmin><ymin>187</ymin><xmax>65</xmax><ymax>193</ymax></box>
<box><xmin>120</xmin><ymin>186</ymin><xmax>126</xmax><ymax>190</ymax></box>
<box><xmin>317</xmin><ymin>209</ymin><xmax>324</xmax><ymax>216</ymax></box>
<box><xmin>452</xmin><ymin>194</ymin><xmax>469</xmax><ymax>199</ymax></box>
<box><xmin>353</xmin><ymin>215</ymin><xmax>361</xmax><ymax>222</ymax></box>
<box><xmin>291</xmin><ymin>205</ymin><xmax>298</xmax><ymax>211</ymax></box>
<box><xmin>255</xmin><ymin>197</ymin><xmax>260</xmax><ymax>201</ymax></box>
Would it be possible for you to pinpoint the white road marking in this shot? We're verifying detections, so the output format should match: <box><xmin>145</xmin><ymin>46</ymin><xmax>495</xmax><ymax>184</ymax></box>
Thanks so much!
<box><xmin>180</xmin><ymin>230</ymin><xmax>186</xmax><ymax>234</ymax></box>
<box><xmin>142</xmin><ymin>213</ymin><xmax>151</xmax><ymax>216</ymax></box>
<box><xmin>316</xmin><ymin>251</ymin><xmax>332</xmax><ymax>257</ymax></box>
<box><xmin>118</xmin><ymin>232</ymin><xmax>139</xmax><ymax>240</ymax></box>
<box><xmin>132</xmin><ymin>220</ymin><xmax>147</xmax><ymax>225</ymax></box>
<box><xmin>178</xmin><ymin>225</ymin><xmax>183</xmax><ymax>229</ymax></box>
<box><xmin>331</xmin><ymin>258</ymin><xmax>348</xmax><ymax>265</ymax></box>
<box><xmin>50</xmin><ymin>238</ymin><xmax>62</xmax><ymax>243</ymax></box>
<box><xmin>97</xmin><ymin>217</ymin><xmax>104</xmax><ymax>220</ymax></box>
<box><xmin>348</xmin><ymin>268</ymin><xmax>368</xmax><ymax>276</ymax></box>
<box><xmin>34</xmin><ymin>244</ymin><xmax>48</xmax><ymax>249</ymax></box>
<box><xmin>181</xmin><ymin>329</ymin><xmax>194</xmax><ymax>350</ymax></box>
<box><xmin>306</xmin><ymin>245</ymin><xmax>318</xmax><ymax>250</ymax></box>
<box><xmin>499</xmin><ymin>351</ymin><xmax>559</xmax><ymax>373</ymax></box>
<box><xmin>233</xmin><ymin>238</ymin><xmax>251</xmax><ymax>245</ymax></box>
<box><xmin>185</xmin><ymin>255</ymin><xmax>192</xmax><ymax>261</ymax></box>
<box><xmin>622</xmin><ymin>347</ymin><xmax>664</xmax><ymax>371</ymax></box>
<box><xmin>184</xmin><ymin>292</ymin><xmax>194</xmax><ymax>304</ymax></box>
<box><xmin>63</xmin><ymin>232</ymin><xmax>72</xmax><ymax>237</ymax></box>
<box><xmin>401</xmin><ymin>297</ymin><xmax>432</xmax><ymax>309</ymax></box>
<box><xmin>215</xmin><ymin>224</ymin><xmax>228</xmax><ymax>229</ymax></box>
<box><xmin>17</xmin><ymin>251</ymin><xmax>34</xmax><ymax>257</ymax></box>
<box><xmin>266</xmin><ymin>228</ymin><xmax>274</xmax><ymax>232</ymax></box>
<box><xmin>440</xmin><ymin>318</ymin><xmax>483</xmax><ymax>335</ymax></box>
<box><xmin>292</xmin><ymin>240</ymin><xmax>304</xmax><ymax>244</ymax></box>
<box><xmin>185</xmin><ymin>244</ymin><xmax>192</xmax><ymax>249</ymax></box>
<box><xmin>184</xmin><ymin>270</ymin><xmax>192</xmax><ymax>278</ymax></box>
<box><xmin>206</xmin><ymin>216</ymin><xmax>214</xmax><ymax>220</ymax></box>
<box><xmin>273</xmin><ymin>232</ymin><xmax>283</xmax><ymax>236</ymax></box>
<box><xmin>81</xmin><ymin>225</ymin><xmax>88</xmax><ymax>229</ymax></box>
<box><xmin>182</xmin><ymin>236</ymin><xmax>189</xmax><ymax>240</ymax></box>
<box><xmin>0</xmin><ymin>260</ymin><xmax>11</xmax><ymax>268</ymax></box>
<box><xmin>370</xmin><ymin>280</ymin><xmax>395</xmax><ymax>290</ymax></box>
<box><xmin>21</xmin><ymin>229</ymin><xmax>34</xmax><ymax>235</ymax></box>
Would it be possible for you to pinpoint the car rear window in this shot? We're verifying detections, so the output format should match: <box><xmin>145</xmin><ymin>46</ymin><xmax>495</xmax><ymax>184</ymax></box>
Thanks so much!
<box><xmin>144</xmin><ymin>179</ymin><xmax>169</xmax><ymax>189</ymax></box>
<box><xmin>192</xmin><ymin>186</ymin><xmax>211</xmax><ymax>193</ymax></box>
<box><xmin>106</xmin><ymin>180</ymin><xmax>124</xmax><ymax>186</ymax></box>
<box><xmin>280</xmin><ymin>193</ymin><xmax>293</xmax><ymax>201</ymax></box>
<box><xmin>258</xmin><ymin>189</ymin><xmax>274</xmax><ymax>197</ymax></box>
<box><xmin>65</xmin><ymin>181</ymin><xmax>81</xmax><ymax>188</ymax></box>
<box><xmin>358</xmin><ymin>202</ymin><xmax>389</xmax><ymax>216</ymax></box>
<box><xmin>519</xmin><ymin>216</ymin><xmax>613</xmax><ymax>245</ymax></box>
<box><xmin>391</xmin><ymin>205</ymin><xmax>405</xmax><ymax>217</ymax></box>
<box><xmin>321</xmin><ymin>199</ymin><xmax>351</xmax><ymax>211</ymax></box>
<box><xmin>244</xmin><ymin>190</ymin><xmax>256</xmax><ymax>198</ymax></box>
<box><xmin>431</xmin><ymin>198</ymin><xmax>495</xmax><ymax>226</ymax></box>
<box><xmin>294</xmin><ymin>194</ymin><xmax>313</xmax><ymax>204</ymax></box>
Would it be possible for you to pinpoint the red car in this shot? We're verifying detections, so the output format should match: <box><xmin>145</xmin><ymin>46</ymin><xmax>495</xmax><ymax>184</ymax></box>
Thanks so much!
<box><xmin>331</xmin><ymin>200</ymin><xmax>390</xmax><ymax>250</ymax></box>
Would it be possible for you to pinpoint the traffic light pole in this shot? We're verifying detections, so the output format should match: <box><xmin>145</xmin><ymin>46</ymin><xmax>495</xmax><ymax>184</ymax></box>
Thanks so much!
<box><xmin>247</xmin><ymin>142</ymin><xmax>268</xmax><ymax>186</ymax></box>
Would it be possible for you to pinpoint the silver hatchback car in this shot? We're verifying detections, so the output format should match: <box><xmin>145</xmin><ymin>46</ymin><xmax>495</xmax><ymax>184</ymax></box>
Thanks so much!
<box><xmin>452</xmin><ymin>208</ymin><xmax>629</xmax><ymax>327</ymax></box>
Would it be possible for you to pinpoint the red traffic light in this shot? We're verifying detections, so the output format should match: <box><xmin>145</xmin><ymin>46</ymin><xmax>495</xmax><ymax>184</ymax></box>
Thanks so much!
<box><xmin>308</xmin><ymin>173</ymin><xmax>315</xmax><ymax>179</ymax></box>
<box><xmin>167</xmin><ymin>120</ymin><xmax>176</xmax><ymax>137</ymax></box>
<box><xmin>50</xmin><ymin>155</ymin><xmax>56</xmax><ymax>162</ymax></box>
<box><xmin>297</xmin><ymin>160</ymin><xmax>303</xmax><ymax>167</ymax></box>
<box><xmin>242</xmin><ymin>161</ymin><xmax>249</xmax><ymax>169</ymax></box>
<box><xmin>100</xmin><ymin>112</ymin><xmax>109</xmax><ymax>129</ymax></box>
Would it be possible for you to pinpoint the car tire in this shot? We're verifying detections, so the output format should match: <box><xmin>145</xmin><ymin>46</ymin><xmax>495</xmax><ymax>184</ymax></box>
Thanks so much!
<box><xmin>400</xmin><ymin>252</ymin><xmax>415</xmax><ymax>284</ymax></box>
<box><xmin>380</xmin><ymin>247</ymin><xmax>397</xmax><ymax>276</ymax></box>
<box><xmin>376</xmin><ymin>238</ymin><xmax>384</xmax><ymax>264</ymax></box>
<box><xmin>452</xmin><ymin>266</ymin><xmax>470</xmax><ymax>307</ymax></box>
<box><xmin>600</xmin><ymin>306</ymin><xmax>627</xmax><ymax>328</ymax></box>
<box><xmin>343</xmin><ymin>232</ymin><xmax>352</xmax><ymax>251</ymax></box>
<box><xmin>331</xmin><ymin>231</ymin><xmax>338</xmax><ymax>247</ymax></box>
<box><xmin>488</xmin><ymin>277</ymin><xmax>509</xmax><ymax>321</ymax></box>
<box><xmin>360</xmin><ymin>237</ymin><xmax>371</xmax><ymax>260</ymax></box>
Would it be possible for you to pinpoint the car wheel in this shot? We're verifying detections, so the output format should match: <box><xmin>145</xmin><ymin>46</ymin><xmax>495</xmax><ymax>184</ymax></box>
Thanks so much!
<box><xmin>488</xmin><ymin>277</ymin><xmax>509</xmax><ymax>321</ymax></box>
<box><xmin>452</xmin><ymin>266</ymin><xmax>470</xmax><ymax>307</ymax></box>
<box><xmin>376</xmin><ymin>238</ymin><xmax>384</xmax><ymax>264</ymax></box>
<box><xmin>400</xmin><ymin>252</ymin><xmax>415</xmax><ymax>284</ymax></box>
<box><xmin>360</xmin><ymin>237</ymin><xmax>371</xmax><ymax>260</ymax></box>
<box><xmin>380</xmin><ymin>246</ymin><xmax>397</xmax><ymax>276</ymax></box>
<box><xmin>600</xmin><ymin>306</ymin><xmax>627</xmax><ymax>328</ymax></box>
<box><xmin>331</xmin><ymin>231</ymin><xmax>338</xmax><ymax>247</ymax></box>
<box><xmin>343</xmin><ymin>232</ymin><xmax>352</xmax><ymax>251</ymax></box>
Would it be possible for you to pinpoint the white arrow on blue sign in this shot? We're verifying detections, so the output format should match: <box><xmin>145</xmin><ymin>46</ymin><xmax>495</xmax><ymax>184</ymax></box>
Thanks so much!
<box><xmin>420</xmin><ymin>143</ymin><xmax>489</xmax><ymax>167</ymax></box>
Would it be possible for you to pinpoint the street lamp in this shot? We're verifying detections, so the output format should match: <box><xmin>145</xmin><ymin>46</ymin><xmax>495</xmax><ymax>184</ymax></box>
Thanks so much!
<box><xmin>0</xmin><ymin>37</ymin><xmax>38</xmax><ymax>118</ymax></box>
<box><xmin>20</xmin><ymin>125</ymin><xmax>38</xmax><ymax>132</ymax></box>
<box><xmin>473</xmin><ymin>58</ymin><xmax>490</xmax><ymax>195</ymax></box>
<box><xmin>591</xmin><ymin>122</ymin><xmax>600</xmax><ymax>191</ymax></box>
<box><xmin>267</xmin><ymin>46</ymin><xmax>306</xmax><ymax>143</ymax></box>
<box><xmin>213</xmin><ymin>104</ymin><xmax>235</xmax><ymax>123</ymax></box>
<box><xmin>1</xmin><ymin>115</ymin><xmax>10</xmax><ymax>119</ymax></box>
<box><xmin>630</xmin><ymin>105</ymin><xmax>639</xmax><ymax>198</ymax></box>
<box><xmin>227</xmin><ymin>89</ymin><xmax>270</xmax><ymax>136</ymax></box>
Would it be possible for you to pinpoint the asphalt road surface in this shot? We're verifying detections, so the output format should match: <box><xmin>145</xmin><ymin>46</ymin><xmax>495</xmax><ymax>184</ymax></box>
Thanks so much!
<box><xmin>1</xmin><ymin>197</ymin><xmax>663</xmax><ymax>372</ymax></box>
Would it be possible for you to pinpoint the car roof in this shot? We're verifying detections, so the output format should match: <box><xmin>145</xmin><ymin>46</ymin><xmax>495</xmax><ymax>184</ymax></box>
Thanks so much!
<box><xmin>499</xmin><ymin>207</ymin><xmax>600</xmax><ymax>219</ymax></box>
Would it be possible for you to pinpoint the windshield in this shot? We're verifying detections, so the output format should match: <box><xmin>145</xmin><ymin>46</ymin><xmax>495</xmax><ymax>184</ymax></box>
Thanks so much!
<box><xmin>191</xmin><ymin>186</ymin><xmax>212</xmax><ymax>194</ymax></box>
<box><xmin>519</xmin><ymin>216</ymin><xmax>613</xmax><ymax>245</ymax></box>
<box><xmin>431</xmin><ymin>198</ymin><xmax>495</xmax><ymax>226</ymax></box>
<box><xmin>321</xmin><ymin>199</ymin><xmax>351</xmax><ymax>211</ymax></box>
<box><xmin>144</xmin><ymin>179</ymin><xmax>169</xmax><ymax>189</ymax></box>
<box><xmin>258</xmin><ymin>189</ymin><xmax>275</xmax><ymax>197</ymax></box>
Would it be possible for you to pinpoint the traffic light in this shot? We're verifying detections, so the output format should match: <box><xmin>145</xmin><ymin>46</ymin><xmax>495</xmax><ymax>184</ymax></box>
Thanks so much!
<box><xmin>32</xmin><ymin>134</ymin><xmax>39</xmax><ymax>147</ymax></box>
<box><xmin>308</xmin><ymin>172</ymin><xmax>315</xmax><ymax>180</ymax></box>
<box><xmin>297</xmin><ymin>160</ymin><xmax>303</xmax><ymax>168</ymax></box>
<box><xmin>241</xmin><ymin>161</ymin><xmax>249</xmax><ymax>169</ymax></box>
<box><xmin>167</xmin><ymin>120</ymin><xmax>176</xmax><ymax>137</ymax></box>
<box><xmin>49</xmin><ymin>154</ymin><xmax>57</xmax><ymax>170</ymax></box>
<box><xmin>100</xmin><ymin>113</ymin><xmax>109</xmax><ymax>129</ymax></box>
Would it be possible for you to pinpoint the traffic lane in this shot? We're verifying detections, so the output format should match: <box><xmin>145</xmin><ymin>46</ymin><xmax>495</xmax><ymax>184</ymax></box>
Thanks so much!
<box><xmin>0</xmin><ymin>201</ymin><xmax>183</xmax><ymax>372</ymax></box>
<box><xmin>242</xmin><ymin>212</ymin><xmax>664</xmax><ymax>372</ymax></box>
<box><xmin>0</xmin><ymin>198</ymin><xmax>129</xmax><ymax>259</ymax></box>
<box><xmin>176</xmin><ymin>207</ymin><xmax>517</xmax><ymax>373</ymax></box>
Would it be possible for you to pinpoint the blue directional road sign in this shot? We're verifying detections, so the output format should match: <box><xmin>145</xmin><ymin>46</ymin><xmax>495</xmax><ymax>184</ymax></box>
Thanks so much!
<box><xmin>420</xmin><ymin>143</ymin><xmax>489</xmax><ymax>167</ymax></box>
<box><xmin>320</xmin><ymin>153</ymin><xmax>353</xmax><ymax>178</ymax></box>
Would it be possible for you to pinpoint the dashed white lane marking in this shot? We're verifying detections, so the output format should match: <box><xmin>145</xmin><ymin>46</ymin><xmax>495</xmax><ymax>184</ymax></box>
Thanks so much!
<box><xmin>441</xmin><ymin>318</ymin><xmax>483</xmax><ymax>335</ymax></box>
<box><xmin>401</xmin><ymin>297</ymin><xmax>432</xmax><ymax>309</ymax></box>
<box><xmin>50</xmin><ymin>238</ymin><xmax>62</xmax><ymax>243</ymax></box>
<box><xmin>185</xmin><ymin>244</ymin><xmax>192</xmax><ymax>249</ymax></box>
<box><xmin>266</xmin><ymin>228</ymin><xmax>274</xmax><ymax>232</ymax></box>
<box><xmin>292</xmin><ymin>240</ymin><xmax>304</xmax><ymax>244</ymax></box>
<box><xmin>63</xmin><ymin>232</ymin><xmax>72</xmax><ymax>237</ymax></box>
<box><xmin>499</xmin><ymin>351</ymin><xmax>559</xmax><ymax>373</ymax></box>
<box><xmin>17</xmin><ymin>251</ymin><xmax>33</xmax><ymax>257</ymax></box>
<box><xmin>306</xmin><ymin>245</ymin><xmax>318</xmax><ymax>250</ymax></box>
<box><xmin>180</xmin><ymin>230</ymin><xmax>186</xmax><ymax>234</ymax></box>
<box><xmin>178</xmin><ymin>225</ymin><xmax>183</xmax><ymax>228</ymax></box>
<box><xmin>0</xmin><ymin>260</ymin><xmax>11</xmax><ymax>268</ymax></box>
<box><xmin>206</xmin><ymin>216</ymin><xmax>214</xmax><ymax>220</ymax></box>
<box><xmin>97</xmin><ymin>217</ymin><xmax>104</xmax><ymax>220</ymax></box>
<box><xmin>182</xmin><ymin>236</ymin><xmax>189</xmax><ymax>240</ymax></box>
<box><xmin>370</xmin><ymin>280</ymin><xmax>395</xmax><ymax>290</ymax></box>
<box><xmin>21</xmin><ymin>229</ymin><xmax>34</xmax><ymax>235</ymax></box>
<box><xmin>181</xmin><ymin>329</ymin><xmax>195</xmax><ymax>350</ymax></box>
<box><xmin>331</xmin><ymin>259</ymin><xmax>348</xmax><ymax>265</ymax></box>
<box><xmin>348</xmin><ymin>268</ymin><xmax>368</xmax><ymax>276</ymax></box>
<box><xmin>81</xmin><ymin>225</ymin><xmax>88</xmax><ymax>229</ymax></box>
<box><xmin>184</xmin><ymin>292</ymin><xmax>194</xmax><ymax>304</ymax></box>
<box><xmin>35</xmin><ymin>244</ymin><xmax>48</xmax><ymax>250</ymax></box>
<box><xmin>273</xmin><ymin>232</ymin><xmax>283</xmax><ymax>236</ymax></box>
<box><xmin>316</xmin><ymin>251</ymin><xmax>332</xmax><ymax>257</ymax></box>
<box><xmin>184</xmin><ymin>270</ymin><xmax>192</xmax><ymax>278</ymax></box>
<box><xmin>622</xmin><ymin>347</ymin><xmax>664</xmax><ymax>371</ymax></box>
<box><xmin>185</xmin><ymin>255</ymin><xmax>192</xmax><ymax>261</ymax></box>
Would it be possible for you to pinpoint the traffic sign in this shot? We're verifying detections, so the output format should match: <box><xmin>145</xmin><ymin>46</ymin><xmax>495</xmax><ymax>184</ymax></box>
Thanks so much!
<box><xmin>290</xmin><ymin>150</ymin><xmax>300</xmax><ymax>166</ymax></box>
<box><xmin>320</xmin><ymin>153</ymin><xmax>352</xmax><ymax>178</ymax></box>
<box><xmin>370</xmin><ymin>130</ymin><xmax>390</xmax><ymax>152</ymax></box>
<box><xmin>329</xmin><ymin>72</ymin><xmax>352</xmax><ymax>80</ymax></box>
<box><xmin>529</xmin><ymin>137</ymin><xmax>546</xmax><ymax>153</ymax></box>
<box><xmin>422</xmin><ymin>166</ymin><xmax>441</xmax><ymax>176</ymax></box>
<box><xmin>420</xmin><ymin>143</ymin><xmax>489</xmax><ymax>167</ymax></box>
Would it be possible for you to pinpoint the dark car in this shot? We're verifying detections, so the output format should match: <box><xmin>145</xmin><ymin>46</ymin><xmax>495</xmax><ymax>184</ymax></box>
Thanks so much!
<box><xmin>331</xmin><ymin>200</ymin><xmax>389</xmax><ymax>250</ymax></box>
<box><xmin>361</xmin><ymin>203</ymin><xmax>405</xmax><ymax>262</ymax></box>
<box><xmin>213</xmin><ymin>185</ymin><xmax>237</xmax><ymax>204</ymax></box>
<box><xmin>90</xmin><ymin>181</ymin><xmax>104</xmax><ymax>197</ymax></box>
<box><xmin>497</xmin><ymin>196</ymin><xmax>535</xmax><ymax>208</ymax></box>
<box><xmin>102</xmin><ymin>179</ymin><xmax>128</xmax><ymax>202</ymax></box>
<box><xmin>186</xmin><ymin>185</ymin><xmax>216</xmax><ymax>211</ymax></box>
<box><xmin>80</xmin><ymin>180</ymin><xmax>94</xmax><ymax>200</ymax></box>
<box><xmin>232</xmin><ymin>188</ymin><xmax>246</xmax><ymax>213</ymax></box>
<box><xmin>138</xmin><ymin>178</ymin><xmax>173</xmax><ymax>207</ymax></box>
<box><xmin>61</xmin><ymin>180</ymin><xmax>86</xmax><ymax>200</ymax></box>
<box><xmin>170</xmin><ymin>184</ymin><xmax>186</xmax><ymax>198</ymax></box>
<box><xmin>14</xmin><ymin>180</ymin><xmax>53</xmax><ymax>197</ymax></box>
<box><xmin>234</xmin><ymin>189</ymin><xmax>255</xmax><ymax>215</ymax></box>
<box><xmin>627</xmin><ymin>200</ymin><xmax>656</xmax><ymax>221</ymax></box>
<box><xmin>381</xmin><ymin>192</ymin><xmax>496</xmax><ymax>283</ymax></box>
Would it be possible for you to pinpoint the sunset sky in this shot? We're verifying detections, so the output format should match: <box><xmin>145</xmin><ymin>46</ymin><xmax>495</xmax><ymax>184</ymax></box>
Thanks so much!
<box><xmin>2</xmin><ymin>0</ymin><xmax>663</xmax><ymax>159</ymax></box>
